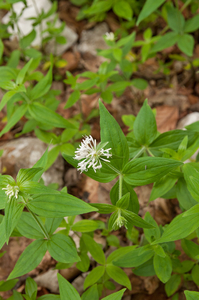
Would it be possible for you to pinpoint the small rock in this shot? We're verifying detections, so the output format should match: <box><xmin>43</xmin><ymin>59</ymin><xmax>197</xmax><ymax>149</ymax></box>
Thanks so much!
<box><xmin>34</xmin><ymin>269</ymin><xmax>59</xmax><ymax>294</ymax></box>
<box><xmin>173</xmin><ymin>61</ymin><xmax>184</xmax><ymax>73</ymax></box>
<box><xmin>0</xmin><ymin>137</ymin><xmax>64</xmax><ymax>187</ymax></box>
<box><xmin>177</xmin><ymin>112</ymin><xmax>199</xmax><ymax>129</ymax></box>
<box><xmin>2</xmin><ymin>0</ymin><xmax>78</xmax><ymax>55</ymax></box>
<box><xmin>78</xmin><ymin>23</ymin><xmax>109</xmax><ymax>56</ymax></box>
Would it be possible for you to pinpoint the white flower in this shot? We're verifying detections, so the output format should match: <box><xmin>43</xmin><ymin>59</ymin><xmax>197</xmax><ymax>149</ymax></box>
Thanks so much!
<box><xmin>2</xmin><ymin>184</ymin><xmax>19</xmax><ymax>200</ymax></box>
<box><xmin>113</xmin><ymin>215</ymin><xmax>127</xmax><ymax>230</ymax></box>
<box><xmin>105</xmin><ymin>32</ymin><xmax>115</xmax><ymax>41</ymax></box>
<box><xmin>74</xmin><ymin>135</ymin><xmax>112</xmax><ymax>173</ymax></box>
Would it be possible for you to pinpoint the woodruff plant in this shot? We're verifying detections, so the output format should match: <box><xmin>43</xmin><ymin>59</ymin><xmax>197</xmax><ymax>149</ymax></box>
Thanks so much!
<box><xmin>1</xmin><ymin>100</ymin><xmax>199</xmax><ymax>299</ymax></box>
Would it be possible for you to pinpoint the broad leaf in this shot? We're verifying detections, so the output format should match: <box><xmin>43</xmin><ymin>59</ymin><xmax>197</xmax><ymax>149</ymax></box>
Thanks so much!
<box><xmin>8</xmin><ymin>239</ymin><xmax>47</xmax><ymax>279</ymax></box>
<box><xmin>82</xmin><ymin>234</ymin><xmax>105</xmax><ymax>265</ymax></box>
<box><xmin>47</xmin><ymin>234</ymin><xmax>80</xmax><ymax>263</ymax></box>
<box><xmin>133</xmin><ymin>99</ymin><xmax>157</xmax><ymax>146</ymax></box>
<box><xmin>84</xmin><ymin>266</ymin><xmax>105</xmax><ymax>290</ymax></box>
<box><xmin>27</xmin><ymin>193</ymin><xmax>97</xmax><ymax>217</ymax></box>
<box><xmin>57</xmin><ymin>274</ymin><xmax>81</xmax><ymax>300</ymax></box>
<box><xmin>153</xmin><ymin>253</ymin><xmax>172</xmax><ymax>283</ymax></box>
<box><xmin>99</xmin><ymin>101</ymin><xmax>129</xmax><ymax>170</ymax></box>
<box><xmin>123</xmin><ymin>157</ymin><xmax>182</xmax><ymax>186</ymax></box>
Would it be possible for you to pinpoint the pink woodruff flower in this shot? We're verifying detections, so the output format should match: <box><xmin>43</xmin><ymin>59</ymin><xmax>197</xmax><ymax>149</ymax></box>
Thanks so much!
<box><xmin>74</xmin><ymin>135</ymin><xmax>112</xmax><ymax>173</ymax></box>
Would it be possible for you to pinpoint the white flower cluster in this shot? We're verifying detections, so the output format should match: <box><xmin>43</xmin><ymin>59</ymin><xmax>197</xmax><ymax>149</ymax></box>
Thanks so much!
<box><xmin>105</xmin><ymin>32</ymin><xmax>115</xmax><ymax>41</ymax></box>
<box><xmin>2</xmin><ymin>184</ymin><xmax>19</xmax><ymax>200</ymax></box>
<box><xmin>74</xmin><ymin>135</ymin><xmax>112</xmax><ymax>173</ymax></box>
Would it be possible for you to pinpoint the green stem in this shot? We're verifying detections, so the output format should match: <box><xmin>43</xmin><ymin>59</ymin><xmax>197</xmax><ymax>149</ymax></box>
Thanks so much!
<box><xmin>147</xmin><ymin>148</ymin><xmax>155</xmax><ymax>157</ymax></box>
<box><xmin>27</xmin><ymin>207</ymin><xmax>49</xmax><ymax>239</ymax></box>
<box><xmin>119</xmin><ymin>174</ymin><xmax>123</xmax><ymax>200</ymax></box>
<box><xmin>103</xmin><ymin>162</ymin><xmax>120</xmax><ymax>175</ymax></box>
<box><xmin>130</xmin><ymin>146</ymin><xmax>145</xmax><ymax>161</ymax></box>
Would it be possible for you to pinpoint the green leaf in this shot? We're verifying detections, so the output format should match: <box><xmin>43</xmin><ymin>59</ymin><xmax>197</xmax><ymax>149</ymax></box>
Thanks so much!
<box><xmin>181</xmin><ymin>239</ymin><xmax>199</xmax><ymax>260</ymax></box>
<box><xmin>123</xmin><ymin>157</ymin><xmax>182</xmax><ymax>186</ymax></box>
<box><xmin>184</xmin><ymin>14</ymin><xmax>199</xmax><ymax>33</ymax></box>
<box><xmin>122</xmin><ymin>209</ymin><xmax>154</xmax><ymax>229</ymax></box>
<box><xmin>55</xmin><ymin>36</ymin><xmax>67</xmax><ymax>44</ymax></box>
<box><xmin>38</xmin><ymin>295</ymin><xmax>60</xmax><ymax>300</ymax></box>
<box><xmin>45</xmin><ymin>218</ymin><xmax>63</xmax><ymax>235</ymax></box>
<box><xmin>110</xmin><ymin>181</ymin><xmax>139</xmax><ymax>214</ymax></box>
<box><xmin>165</xmin><ymin>274</ymin><xmax>181</xmax><ymax>297</ymax></box>
<box><xmin>47</xmin><ymin>233</ymin><xmax>79</xmax><ymax>263</ymax></box>
<box><xmin>144</xmin><ymin>212</ymin><xmax>160</xmax><ymax>243</ymax></box>
<box><xmin>176</xmin><ymin>178</ymin><xmax>197</xmax><ymax>210</ymax></box>
<box><xmin>137</xmin><ymin>0</ymin><xmax>165</xmax><ymax>25</ymax></box>
<box><xmin>107</xmin><ymin>245</ymin><xmax>137</xmax><ymax>264</ymax></box>
<box><xmin>113</xmin><ymin>1</ymin><xmax>132</xmax><ymax>20</ymax></box>
<box><xmin>8</xmin><ymin>239</ymin><xmax>47</xmax><ymax>279</ymax></box>
<box><xmin>101</xmin><ymin>90</ymin><xmax>113</xmax><ymax>104</ymax></box>
<box><xmin>29</xmin><ymin>102</ymin><xmax>75</xmax><ymax>129</ymax></box>
<box><xmin>102</xmin><ymin>289</ymin><xmax>126</xmax><ymax>300</ymax></box>
<box><xmin>99</xmin><ymin>101</ymin><xmax>129</xmax><ymax>170</ymax></box>
<box><xmin>133</xmin><ymin>258</ymin><xmax>155</xmax><ymax>277</ymax></box>
<box><xmin>106</xmin><ymin>81</ymin><xmax>131</xmax><ymax>92</ymax></box>
<box><xmin>30</xmin><ymin>66</ymin><xmax>52</xmax><ymax>100</ymax></box>
<box><xmin>0</xmin><ymin>279</ymin><xmax>18</xmax><ymax>292</ymax></box>
<box><xmin>82</xmin><ymin>234</ymin><xmax>105</xmax><ymax>265</ymax></box>
<box><xmin>16</xmin><ymin>167</ymin><xmax>42</xmax><ymax>185</ymax></box>
<box><xmin>64</xmin><ymin>90</ymin><xmax>80</xmax><ymax>109</ymax></box>
<box><xmin>113</xmin><ymin>48</ymin><xmax>123</xmax><ymax>61</ymax></box>
<box><xmin>184</xmin><ymin>290</ymin><xmax>199</xmax><ymax>300</ymax></box>
<box><xmin>71</xmin><ymin>220</ymin><xmax>99</xmax><ymax>232</ymax></box>
<box><xmin>183</xmin><ymin>163</ymin><xmax>199</xmax><ymax>201</ymax></box>
<box><xmin>113</xmin><ymin>245</ymin><xmax>154</xmax><ymax>268</ymax></box>
<box><xmin>76</xmin><ymin>252</ymin><xmax>90</xmax><ymax>272</ymax></box>
<box><xmin>19</xmin><ymin>29</ymin><xmax>36</xmax><ymax>49</ymax></box>
<box><xmin>0</xmin><ymin>103</ymin><xmax>28</xmax><ymax>137</ymax></box>
<box><xmin>153</xmin><ymin>253</ymin><xmax>172</xmax><ymax>283</ymax></box>
<box><xmin>16</xmin><ymin>58</ymin><xmax>33</xmax><ymax>85</ymax></box>
<box><xmin>17</xmin><ymin>212</ymin><xmax>45</xmax><ymax>239</ymax></box>
<box><xmin>84</xmin><ymin>266</ymin><xmax>105</xmax><ymax>290</ymax></box>
<box><xmin>77</xmin><ymin>78</ymin><xmax>98</xmax><ymax>90</ymax></box>
<box><xmin>25</xmin><ymin>277</ymin><xmax>37</xmax><ymax>299</ymax></box>
<box><xmin>90</xmin><ymin>203</ymin><xmax>116</xmax><ymax>214</ymax></box>
<box><xmin>106</xmin><ymin>265</ymin><xmax>131</xmax><ymax>290</ymax></box>
<box><xmin>177</xmin><ymin>34</ymin><xmax>194</xmax><ymax>57</ymax></box>
<box><xmin>153</xmin><ymin>212</ymin><xmax>199</xmax><ymax>244</ymax></box>
<box><xmin>149</xmin><ymin>174</ymin><xmax>177</xmax><ymax>202</ymax></box>
<box><xmin>4</xmin><ymin>200</ymin><xmax>24</xmax><ymax>243</ymax></box>
<box><xmin>167</xmin><ymin>6</ymin><xmax>185</xmax><ymax>33</ymax></box>
<box><xmin>191</xmin><ymin>264</ymin><xmax>199</xmax><ymax>286</ymax></box>
<box><xmin>151</xmin><ymin>31</ymin><xmax>178</xmax><ymax>53</ymax></box>
<box><xmin>149</xmin><ymin>129</ymin><xmax>197</xmax><ymax>156</ymax></box>
<box><xmin>0</xmin><ymin>89</ymin><xmax>22</xmax><ymax>112</ymax></box>
<box><xmin>81</xmin><ymin>285</ymin><xmax>98</xmax><ymax>300</ymax></box>
<box><xmin>0</xmin><ymin>39</ymin><xmax>3</xmax><ymax>64</ymax></box>
<box><xmin>116</xmin><ymin>193</ymin><xmax>130</xmax><ymax>209</ymax></box>
<box><xmin>133</xmin><ymin>99</ymin><xmax>157</xmax><ymax>146</ymax></box>
<box><xmin>27</xmin><ymin>193</ymin><xmax>97</xmax><ymax>218</ymax></box>
<box><xmin>131</xmin><ymin>79</ymin><xmax>148</xmax><ymax>90</ymax></box>
<box><xmin>57</xmin><ymin>273</ymin><xmax>81</xmax><ymax>300</ymax></box>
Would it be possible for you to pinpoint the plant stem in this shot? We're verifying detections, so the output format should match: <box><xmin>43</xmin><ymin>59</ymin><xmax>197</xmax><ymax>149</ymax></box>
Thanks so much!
<box><xmin>27</xmin><ymin>207</ymin><xmax>49</xmax><ymax>239</ymax></box>
<box><xmin>147</xmin><ymin>148</ymin><xmax>155</xmax><ymax>157</ymax></box>
<box><xmin>119</xmin><ymin>174</ymin><xmax>123</xmax><ymax>200</ymax></box>
<box><xmin>103</xmin><ymin>162</ymin><xmax>120</xmax><ymax>175</ymax></box>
